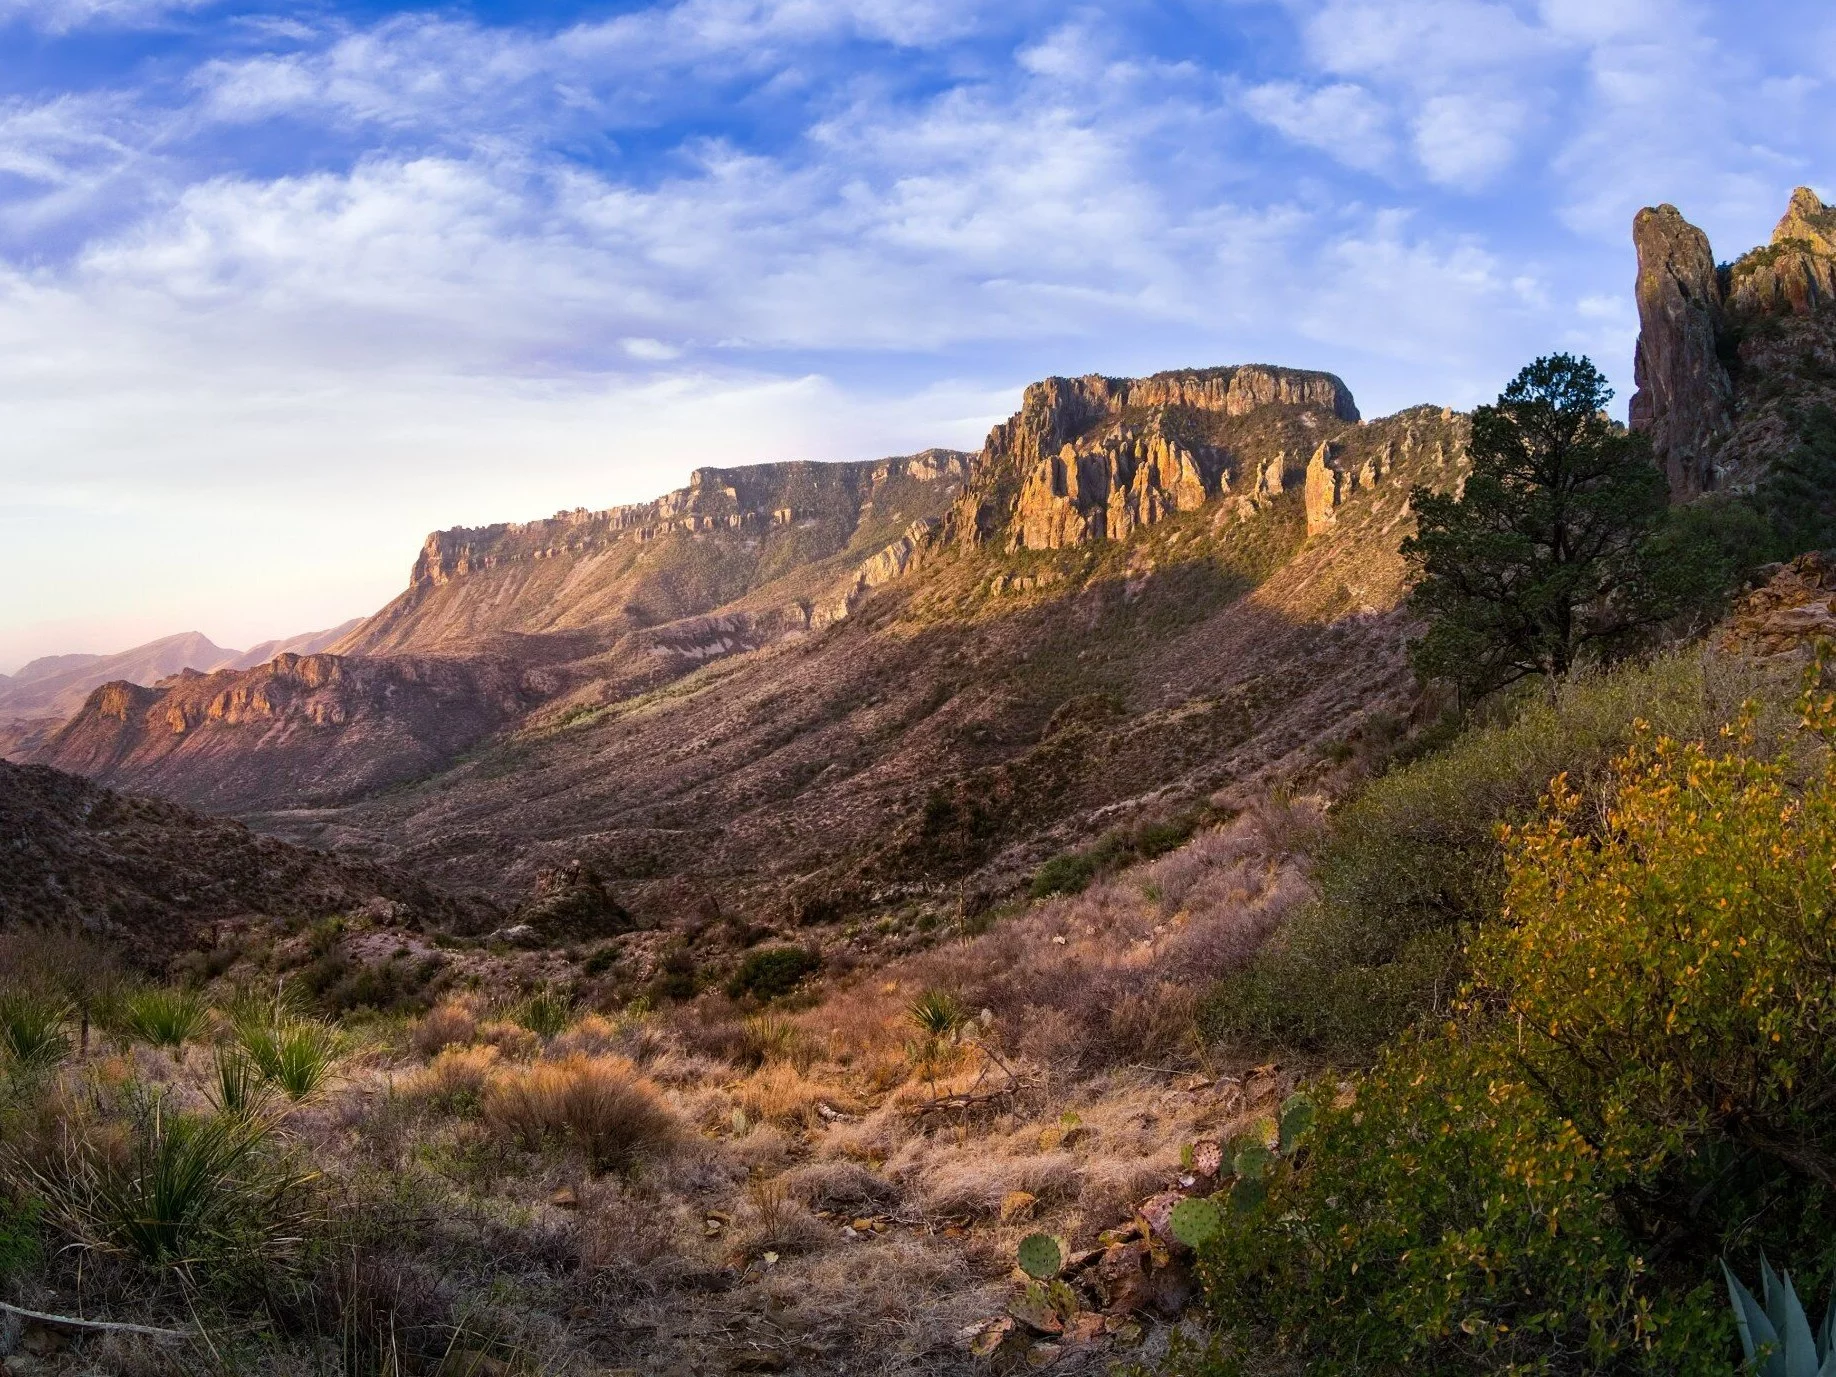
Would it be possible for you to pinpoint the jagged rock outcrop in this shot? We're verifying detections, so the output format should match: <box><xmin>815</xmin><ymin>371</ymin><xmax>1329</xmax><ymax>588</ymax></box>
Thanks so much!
<box><xmin>947</xmin><ymin>365</ymin><xmax>1358</xmax><ymax>551</ymax></box>
<box><xmin>1726</xmin><ymin>187</ymin><xmax>1836</xmax><ymax>318</ymax></box>
<box><xmin>1630</xmin><ymin>187</ymin><xmax>1836</xmax><ymax>499</ymax></box>
<box><xmin>1629</xmin><ymin>204</ymin><xmax>1732</xmax><ymax>499</ymax></box>
<box><xmin>1304</xmin><ymin>438</ymin><xmax>1397</xmax><ymax>535</ymax></box>
<box><xmin>32</xmin><ymin>652</ymin><xmax>541</xmax><ymax>812</ymax></box>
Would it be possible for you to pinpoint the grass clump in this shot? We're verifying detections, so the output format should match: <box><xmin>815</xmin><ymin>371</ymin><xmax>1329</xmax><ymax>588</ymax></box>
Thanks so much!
<box><xmin>482</xmin><ymin>1054</ymin><xmax>676</xmax><ymax>1174</ymax></box>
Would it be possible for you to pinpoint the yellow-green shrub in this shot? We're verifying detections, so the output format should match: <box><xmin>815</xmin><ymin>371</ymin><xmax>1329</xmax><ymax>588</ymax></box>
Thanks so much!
<box><xmin>1191</xmin><ymin>699</ymin><xmax>1836</xmax><ymax>1374</ymax></box>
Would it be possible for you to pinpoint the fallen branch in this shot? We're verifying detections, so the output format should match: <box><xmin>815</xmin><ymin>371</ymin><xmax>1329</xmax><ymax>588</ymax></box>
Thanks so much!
<box><xmin>0</xmin><ymin>1301</ymin><xmax>192</xmax><ymax>1340</ymax></box>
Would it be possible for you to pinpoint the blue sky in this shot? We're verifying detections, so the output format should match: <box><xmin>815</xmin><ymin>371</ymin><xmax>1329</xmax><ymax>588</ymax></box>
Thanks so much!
<box><xmin>0</xmin><ymin>0</ymin><xmax>1829</xmax><ymax>670</ymax></box>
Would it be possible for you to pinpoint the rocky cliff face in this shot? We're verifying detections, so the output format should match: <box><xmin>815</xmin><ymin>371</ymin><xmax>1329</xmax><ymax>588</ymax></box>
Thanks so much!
<box><xmin>1629</xmin><ymin>204</ymin><xmax>1733</xmax><ymax>499</ymax></box>
<box><xmin>1630</xmin><ymin>187</ymin><xmax>1836</xmax><ymax>497</ymax></box>
<box><xmin>34</xmin><ymin>652</ymin><xmax>540</xmax><ymax>811</ymax></box>
<box><xmin>339</xmin><ymin>451</ymin><xmax>970</xmax><ymax>659</ymax></box>
<box><xmin>945</xmin><ymin>366</ymin><xmax>1358</xmax><ymax>551</ymax></box>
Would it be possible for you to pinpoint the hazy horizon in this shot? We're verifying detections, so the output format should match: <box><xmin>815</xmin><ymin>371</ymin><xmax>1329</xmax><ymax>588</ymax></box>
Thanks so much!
<box><xmin>4</xmin><ymin>0</ymin><xmax>1831</xmax><ymax>671</ymax></box>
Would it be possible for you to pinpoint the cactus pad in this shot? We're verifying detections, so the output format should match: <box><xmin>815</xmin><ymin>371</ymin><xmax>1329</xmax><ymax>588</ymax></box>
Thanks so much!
<box><xmin>1168</xmin><ymin>1197</ymin><xmax>1223</xmax><ymax>1249</ymax></box>
<box><xmin>1016</xmin><ymin>1232</ymin><xmax>1062</xmax><ymax>1280</ymax></box>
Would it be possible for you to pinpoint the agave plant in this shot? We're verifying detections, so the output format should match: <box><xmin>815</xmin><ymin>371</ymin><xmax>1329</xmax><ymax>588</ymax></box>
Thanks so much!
<box><xmin>1724</xmin><ymin>1256</ymin><xmax>1836</xmax><ymax>1375</ymax></box>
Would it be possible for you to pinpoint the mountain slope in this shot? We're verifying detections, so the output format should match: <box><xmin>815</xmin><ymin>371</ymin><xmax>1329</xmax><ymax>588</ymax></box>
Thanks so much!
<box><xmin>0</xmin><ymin>758</ymin><xmax>488</xmax><ymax>965</ymax></box>
<box><xmin>34</xmin><ymin>652</ymin><xmax>542</xmax><ymax>811</ymax></box>
<box><xmin>0</xmin><ymin>631</ymin><xmax>237</xmax><ymax>722</ymax></box>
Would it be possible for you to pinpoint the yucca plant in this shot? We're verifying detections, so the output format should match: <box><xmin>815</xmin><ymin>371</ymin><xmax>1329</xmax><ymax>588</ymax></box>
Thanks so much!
<box><xmin>110</xmin><ymin>987</ymin><xmax>211</xmax><ymax>1054</ymax></box>
<box><xmin>22</xmin><ymin>1102</ymin><xmax>311</xmax><ymax>1272</ymax></box>
<box><xmin>906</xmin><ymin>989</ymin><xmax>967</xmax><ymax>1040</ymax></box>
<box><xmin>238</xmin><ymin>1017</ymin><xmax>344</xmax><ymax>1102</ymax></box>
<box><xmin>206</xmin><ymin>1046</ymin><xmax>272</xmax><ymax>1119</ymax></box>
<box><xmin>1725</xmin><ymin>1257</ymin><xmax>1836</xmax><ymax>1375</ymax></box>
<box><xmin>0</xmin><ymin>992</ymin><xmax>71</xmax><ymax>1070</ymax></box>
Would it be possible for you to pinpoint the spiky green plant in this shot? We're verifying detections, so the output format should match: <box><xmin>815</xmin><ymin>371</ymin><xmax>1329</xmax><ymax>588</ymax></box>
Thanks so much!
<box><xmin>110</xmin><ymin>987</ymin><xmax>211</xmax><ymax>1054</ymax></box>
<box><xmin>238</xmin><ymin>1018</ymin><xmax>344</xmax><ymax>1102</ymax></box>
<box><xmin>0</xmin><ymin>992</ymin><xmax>71</xmax><ymax>1070</ymax></box>
<box><xmin>906</xmin><ymin>989</ymin><xmax>967</xmax><ymax>1040</ymax></box>
<box><xmin>513</xmin><ymin>988</ymin><xmax>577</xmax><ymax>1040</ymax></box>
<box><xmin>20</xmin><ymin>1102</ymin><xmax>311</xmax><ymax>1271</ymax></box>
<box><xmin>206</xmin><ymin>1046</ymin><xmax>272</xmax><ymax>1118</ymax></box>
<box><xmin>1724</xmin><ymin>1257</ymin><xmax>1836</xmax><ymax>1375</ymax></box>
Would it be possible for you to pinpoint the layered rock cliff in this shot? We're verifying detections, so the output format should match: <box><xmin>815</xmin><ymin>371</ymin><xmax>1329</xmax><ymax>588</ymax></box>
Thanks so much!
<box><xmin>1630</xmin><ymin>186</ymin><xmax>1836</xmax><ymax>497</ymax></box>
<box><xmin>337</xmin><ymin>451</ymin><xmax>971</xmax><ymax>659</ymax></box>
<box><xmin>945</xmin><ymin>366</ymin><xmax>1358</xmax><ymax>551</ymax></box>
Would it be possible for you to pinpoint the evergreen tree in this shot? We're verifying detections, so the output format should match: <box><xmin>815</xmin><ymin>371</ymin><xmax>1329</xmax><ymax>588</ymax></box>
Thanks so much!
<box><xmin>1402</xmin><ymin>354</ymin><xmax>1673</xmax><ymax>698</ymax></box>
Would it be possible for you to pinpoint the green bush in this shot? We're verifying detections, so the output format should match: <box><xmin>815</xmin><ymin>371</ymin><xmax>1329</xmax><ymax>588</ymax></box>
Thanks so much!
<box><xmin>1028</xmin><ymin>814</ymin><xmax>1198</xmax><ymax>898</ymax></box>
<box><xmin>725</xmin><ymin>945</ymin><xmax>820</xmax><ymax>1000</ymax></box>
<box><xmin>1191</xmin><ymin>700</ymin><xmax>1836</xmax><ymax>1374</ymax></box>
<box><xmin>1202</xmin><ymin>650</ymin><xmax>1806</xmax><ymax>1060</ymax></box>
<box><xmin>236</xmin><ymin>1016</ymin><xmax>344</xmax><ymax>1102</ymax></box>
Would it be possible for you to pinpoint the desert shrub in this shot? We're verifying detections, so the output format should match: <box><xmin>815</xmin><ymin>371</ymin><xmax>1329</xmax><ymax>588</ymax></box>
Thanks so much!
<box><xmin>481</xmin><ymin>1055</ymin><xmax>676</xmax><ymax>1173</ymax></box>
<box><xmin>1202</xmin><ymin>649</ymin><xmax>1806</xmax><ymax>1060</ymax></box>
<box><xmin>1028</xmin><ymin>813</ymin><xmax>1199</xmax><ymax>898</ymax></box>
<box><xmin>108</xmin><ymin>986</ymin><xmax>211</xmax><ymax>1053</ymax></box>
<box><xmin>410</xmin><ymin>1044</ymin><xmax>501</xmax><ymax>1113</ymax></box>
<box><xmin>650</xmin><ymin>944</ymin><xmax>701</xmax><ymax>1002</ymax></box>
<box><xmin>0</xmin><ymin>992</ymin><xmax>71</xmax><ymax>1070</ymax></box>
<box><xmin>1192</xmin><ymin>708</ymin><xmax>1836</xmax><ymax>1374</ymax></box>
<box><xmin>726</xmin><ymin>945</ymin><xmax>821</xmax><ymax>1000</ymax></box>
<box><xmin>410</xmin><ymin>996</ymin><xmax>480</xmax><ymax>1056</ymax></box>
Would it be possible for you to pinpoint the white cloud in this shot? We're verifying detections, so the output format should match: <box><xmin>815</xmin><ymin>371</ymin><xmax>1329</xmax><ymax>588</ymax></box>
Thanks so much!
<box><xmin>0</xmin><ymin>0</ymin><xmax>203</xmax><ymax>31</ymax></box>
<box><xmin>1412</xmin><ymin>93</ymin><xmax>1525</xmax><ymax>187</ymax></box>
<box><xmin>1241</xmin><ymin>81</ymin><xmax>1396</xmax><ymax>172</ymax></box>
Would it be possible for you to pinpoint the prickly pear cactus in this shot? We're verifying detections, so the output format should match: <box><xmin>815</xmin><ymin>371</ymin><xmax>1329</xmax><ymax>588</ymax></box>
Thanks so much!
<box><xmin>1017</xmin><ymin>1232</ymin><xmax>1062</xmax><ymax>1280</ymax></box>
<box><xmin>1168</xmin><ymin>1196</ymin><xmax>1222</xmax><ymax>1249</ymax></box>
<box><xmin>1279</xmin><ymin>1093</ymin><xmax>1316</xmax><ymax>1152</ymax></box>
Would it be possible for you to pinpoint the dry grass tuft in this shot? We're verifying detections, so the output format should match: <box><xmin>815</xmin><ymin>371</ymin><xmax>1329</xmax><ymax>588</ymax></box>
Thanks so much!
<box><xmin>408</xmin><ymin>1043</ymin><xmax>501</xmax><ymax>1110</ymax></box>
<box><xmin>734</xmin><ymin>1064</ymin><xmax>853</xmax><ymax>1129</ymax></box>
<box><xmin>482</xmin><ymin>1054</ymin><xmax>678</xmax><ymax>1173</ymax></box>
<box><xmin>474</xmin><ymin>1019</ymin><xmax>543</xmax><ymax>1060</ymax></box>
<box><xmin>410</xmin><ymin>996</ymin><xmax>481</xmax><ymax>1056</ymax></box>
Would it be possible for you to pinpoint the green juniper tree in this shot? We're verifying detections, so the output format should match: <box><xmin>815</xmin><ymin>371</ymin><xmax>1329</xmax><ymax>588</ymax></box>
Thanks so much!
<box><xmin>1403</xmin><ymin>354</ymin><xmax>1683</xmax><ymax>699</ymax></box>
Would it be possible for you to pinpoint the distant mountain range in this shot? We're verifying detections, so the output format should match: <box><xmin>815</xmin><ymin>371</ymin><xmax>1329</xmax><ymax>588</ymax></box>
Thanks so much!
<box><xmin>0</xmin><ymin>620</ymin><xmax>363</xmax><ymax>724</ymax></box>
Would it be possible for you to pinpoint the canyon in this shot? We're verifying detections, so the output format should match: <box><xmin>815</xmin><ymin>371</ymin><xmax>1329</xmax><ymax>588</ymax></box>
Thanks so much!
<box><xmin>20</xmin><ymin>185</ymin><xmax>1836</xmax><ymax>954</ymax></box>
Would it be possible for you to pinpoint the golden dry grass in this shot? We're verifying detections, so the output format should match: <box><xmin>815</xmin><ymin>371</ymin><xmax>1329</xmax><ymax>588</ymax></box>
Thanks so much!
<box><xmin>481</xmin><ymin>1053</ymin><xmax>678</xmax><ymax>1172</ymax></box>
